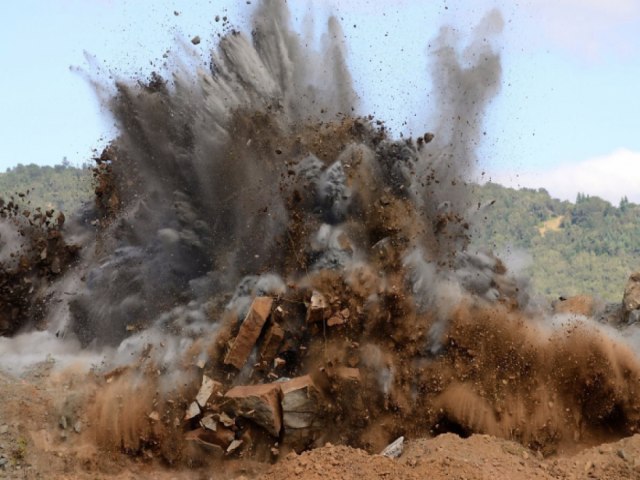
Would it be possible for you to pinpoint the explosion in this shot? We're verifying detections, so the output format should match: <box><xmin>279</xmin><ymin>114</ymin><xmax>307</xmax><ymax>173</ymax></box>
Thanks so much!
<box><xmin>1</xmin><ymin>0</ymin><xmax>640</xmax><ymax>468</ymax></box>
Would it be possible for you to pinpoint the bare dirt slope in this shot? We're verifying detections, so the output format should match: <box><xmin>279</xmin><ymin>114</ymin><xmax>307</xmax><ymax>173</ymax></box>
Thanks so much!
<box><xmin>2</xmin><ymin>367</ymin><xmax>640</xmax><ymax>480</ymax></box>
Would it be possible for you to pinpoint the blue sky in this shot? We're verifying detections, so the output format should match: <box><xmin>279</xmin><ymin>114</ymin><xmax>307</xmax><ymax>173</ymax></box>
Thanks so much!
<box><xmin>1</xmin><ymin>0</ymin><xmax>639</xmax><ymax>203</ymax></box>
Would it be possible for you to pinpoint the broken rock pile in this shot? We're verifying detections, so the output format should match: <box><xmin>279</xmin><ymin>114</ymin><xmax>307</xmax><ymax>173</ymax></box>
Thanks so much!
<box><xmin>180</xmin><ymin>295</ymin><xmax>351</xmax><ymax>460</ymax></box>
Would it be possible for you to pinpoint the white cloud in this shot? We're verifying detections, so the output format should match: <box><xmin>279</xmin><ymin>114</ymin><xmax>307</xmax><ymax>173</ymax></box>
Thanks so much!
<box><xmin>491</xmin><ymin>148</ymin><xmax>640</xmax><ymax>205</ymax></box>
<box><xmin>519</xmin><ymin>0</ymin><xmax>640</xmax><ymax>60</ymax></box>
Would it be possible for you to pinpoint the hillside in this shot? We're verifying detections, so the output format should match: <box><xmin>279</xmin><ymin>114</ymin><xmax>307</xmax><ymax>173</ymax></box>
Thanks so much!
<box><xmin>0</xmin><ymin>162</ymin><xmax>92</xmax><ymax>214</ymax></box>
<box><xmin>0</xmin><ymin>165</ymin><xmax>637</xmax><ymax>302</ymax></box>
<box><xmin>471</xmin><ymin>182</ymin><xmax>640</xmax><ymax>302</ymax></box>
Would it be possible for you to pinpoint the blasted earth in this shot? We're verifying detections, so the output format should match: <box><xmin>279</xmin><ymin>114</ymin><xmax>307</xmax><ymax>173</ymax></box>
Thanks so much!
<box><xmin>2</xmin><ymin>0</ymin><xmax>640</xmax><ymax>472</ymax></box>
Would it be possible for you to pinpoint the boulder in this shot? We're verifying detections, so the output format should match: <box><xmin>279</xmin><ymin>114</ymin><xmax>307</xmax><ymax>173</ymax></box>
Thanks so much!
<box><xmin>225</xmin><ymin>383</ymin><xmax>283</xmax><ymax>437</ymax></box>
<box><xmin>224</xmin><ymin>297</ymin><xmax>274</xmax><ymax>369</ymax></box>
<box><xmin>280</xmin><ymin>375</ymin><xmax>322</xmax><ymax>430</ymax></box>
<box><xmin>260</xmin><ymin>322</ymin><xmax>285</xmax><ymax>364</ymax></box>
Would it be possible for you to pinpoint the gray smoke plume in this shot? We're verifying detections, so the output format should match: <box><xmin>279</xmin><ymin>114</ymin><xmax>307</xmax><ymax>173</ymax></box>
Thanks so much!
<box><xmin>1</xmin><ymin>1</ymin><xmax>508</xmax><ymax>376</ymax></box>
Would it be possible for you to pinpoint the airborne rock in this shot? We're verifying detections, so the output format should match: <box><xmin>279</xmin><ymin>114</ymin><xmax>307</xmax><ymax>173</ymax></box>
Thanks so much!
<box><xmin>280</xmin><ymin>375</ymin><xmax>322</xmax><ymax>430</ymax></box>
<box><xmin>623</xmin><ymin>272</ymin><xmax>640</xmax><ymax>324</ymax></box>
<box><xmin>225</xmin><ymin>383</ymin><xmax>283</xmax><ymax>437</ymax></box>
<box><xmin>224</xmin><ymin>297</ymin><xmax>274</xmax><ymax>369</ymax></box>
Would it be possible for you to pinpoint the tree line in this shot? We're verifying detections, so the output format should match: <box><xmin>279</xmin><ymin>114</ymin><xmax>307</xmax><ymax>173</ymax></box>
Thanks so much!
<box><xmin>1</xmin><ymin>164</ymin><xmax>638</xmax><ymax>302</ymax></box>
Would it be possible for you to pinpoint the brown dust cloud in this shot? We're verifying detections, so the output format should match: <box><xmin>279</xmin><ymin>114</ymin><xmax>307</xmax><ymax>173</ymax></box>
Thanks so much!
<box><xmin>1</xmin><ymin>0</ymin><xmax>639</xmax><ymax>466</ymax></box>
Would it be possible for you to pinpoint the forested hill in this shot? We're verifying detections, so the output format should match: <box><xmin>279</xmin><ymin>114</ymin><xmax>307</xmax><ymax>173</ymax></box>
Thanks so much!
<box><xmin>0</xmin><ymin>162</ymin><xmax>92</xmax><ymax>214</ymax></box>
<box><xmin>470</xmin><ymin>183</ymin><xmax>640</xmax><ymax>302</ymax></box>
<box><xmin>1</xmin><ymin>164</ymin><xmax>638</xmax><ymax>302</ymax></box>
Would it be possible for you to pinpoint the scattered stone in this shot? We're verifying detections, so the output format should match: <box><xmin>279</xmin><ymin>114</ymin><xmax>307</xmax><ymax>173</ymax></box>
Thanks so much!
<box><xmin>184</xmin><ymin>428</ymin><xmax>227</xmax><ymax>455</ymax></box>
<box><xmin>148</xmin><ymin>411</ymin><xmax>160</xmax><ymax>422</ymax></box>
<box><xmin>280</xmin><ymin>375</ymin><xmax>322</xmax><ymax>430</ymax></box>
<box><xmin>226</xmin><ymin>439</ymin><xmax>243</xmax><ymax>454</ymax></box>
<box><xmin>224</xmin><ymin>297</ymin><xmax>274</xmax><ymax>369</ymax></box>
<box><xmin>73</xmin><ymin>420</ymin><xmax>82</xmax><ymax>433</ymax></box>
<box><xmin>260</xmin><ymin>322</ymin><xmax>285</xmax><ymax>364</ymax></box>
<box><xmin>327</xmin><ymin>316</ymin><xmax>345</xmax><ymax>327</ymax></box>
<box><xmin>185</xmin><ymin>401</ymin><xmax>201</xmax><ymax>420</ymax></box>
<box><xmin>225</xmin><ymin>383</ymin><xmax>283</xmax><ymax>437</ymax></box>
<box><xmin>381</xmin><ymin>436</ymin><xmax>404</xmax><ymax>458</ymax></box>
<box><xmin>59</xmin><ymin>416</ymin><xmax>67</xmax><ymax>430</ymax></box>
<box><xmin>191</xmin><ymin>35</ymin><xmax>201</xmax><ymax>45</ymax></box>
<box><xmin>617</xmin><ymin>449</ymin><xmax>630</xmax><ymax>462</ymax></box>
<box><xmin>200</xmin><ymin>415</ymin><xmax>217</xmax><ymax>432</ymax></box>
<box><xmin>423</xmin><ymin>132</ymin><xmax>435</xmax><ymax>143</ymax></box>
<box><xmin>306</xmin><ymin>291</ymin><xmax>329</xmax><ymax>323</ymax></box>
<box><xmin>196</xmin><ymin>375</ymin><xmax>221</xmax><ymax>408</ymax></box>
<box><xmin>219</xmin><ymin>412</ymin><xmax>235</xmax><ymax>428</ymax></box>
<box><xmin>0</xmin><ymin>425</ymin><xmax>7</xmax><ymax>434</ymax></box>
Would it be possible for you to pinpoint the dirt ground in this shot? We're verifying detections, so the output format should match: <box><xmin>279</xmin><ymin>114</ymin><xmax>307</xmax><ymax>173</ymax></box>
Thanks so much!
<box><xmin>2</xmin><ymin>367</ymin><xmax>640</xmax><ymax>480</ymax></box>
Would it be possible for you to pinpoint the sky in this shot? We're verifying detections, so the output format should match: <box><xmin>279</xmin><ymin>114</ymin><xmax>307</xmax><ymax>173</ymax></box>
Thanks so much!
<box><xmin>1</xmin><ymin>0</ymin><xmax>639</xmax><ymax>204</ymax></box>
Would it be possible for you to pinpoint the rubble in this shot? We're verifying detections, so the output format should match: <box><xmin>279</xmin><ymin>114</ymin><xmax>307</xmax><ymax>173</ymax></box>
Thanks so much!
<box><xmin>227</xmin><ymin>439</ymin><xmax>243</xmax><ymax>453</ymax></box>
<box><xmin>260</xmin><ymin>322</ymin><xmax>285</xmax><ymax>365</ymax></box>
<box><xmin>306</xmin><ymin>291</ymin><xmax>329</xmax><ymax>324</ymax></box>
<box><xmin>224</xmin><ymin>297</ymin><xmax>274</xmax><ymax>369</ymax></box>
<box><xmin>219</xmin><ymin>412</ymin><xmax>235</xmax><ymax>428</ymax></box>
<box><xmin>279</xmin><ymin>376</ymin><xmax>322</xmax><ymax>430</ymax></box>
<box><xmin>185</xmin><ymin>401</ymin><xmax>201</xmax><ymax>420</ymax></box>
<box><xmin>196</xmin><ymin>375</ymin><xmax>221</xmax><ymax>408</ymax></box>
<box><xmin>225</xmin><ymin>383</ymin><xmax>283</xmax><ymax>437</ymax></box>
<box><xmin>184</xmin><ymin>428</ymin><xmax>227</xmax><ymax>456</ymax></box>
<box><xmin>200</xmin><ymin>415</ymin><xmax>217</xmax><ymax>431</ymax></box>
<box><xmin>380</xmin><ymin>436</ymin><xmax>404</xmax><ymax>459</ymax></box>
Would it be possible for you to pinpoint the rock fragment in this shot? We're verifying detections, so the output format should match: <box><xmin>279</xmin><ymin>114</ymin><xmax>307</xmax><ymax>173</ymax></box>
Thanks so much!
<box><xmin>380</xmin><ymin>436</ymin><xmax>404</xmax><ymax>458</ymax></box>
<box><xmin>224</xmin><ymin>297</ymin><xmax>274</xmax><ymax>369</ymax></box>
<box><xmin>306</xmin><ymin>291</ymin><xmax>329</xmax><ymax>323</ymax></box>
<box><xmin>260</xmin><ymin>322</ymin><xmax>285</xmax><ymax>364</ymax></box>
<box><xmin>184</xmin><ymin>427</ymin><xmax>231</xmax><ymax>456</ymax></box>
<box><xmin>219</xmin><ymin>412</ymin><xmax>235</xmax><ymax>427</ymax></box>
<box><xmin>280</xmin><ymin>375</ymin><xmax>322</xmax><ymax>430</ymax></box>
<box><xmin>227</xmin><ymin>439</ymin><xmax>243</xmax><ymax>453</ymax></box>
<box><xmin>225</xmin><ymin>383</ymin><xmax>283</xmax><ymax>437</ymax></box>
<box><xmin>196</xmin><ymin>375</ymin><xmax>221</xmax><ymax>408</ymax></box>
<box><xmin>191</xmin><ymin>35</ymin><xmax>201</xmax><ymax>45</ymax></box>
<box><xmin>185</xmin><ymin>401</ymin><xmax>201</xmax><ymax>420</ymax></box>
<box><xmin>200</xmin><ymin>415</ymin><xmax>217</xmax><ymax>432</ymax></box>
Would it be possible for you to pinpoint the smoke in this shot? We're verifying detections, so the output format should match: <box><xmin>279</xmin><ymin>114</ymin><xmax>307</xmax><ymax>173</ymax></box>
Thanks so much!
<box><xmin>3</xmin><ymin>0</ymin><xmax>640</xmax><ymax>464</ymax></box>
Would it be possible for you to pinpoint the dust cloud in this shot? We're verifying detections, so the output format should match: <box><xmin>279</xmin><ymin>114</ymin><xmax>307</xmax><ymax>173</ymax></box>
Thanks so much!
<box><xmin>1</xmin><ymin>0</ymin><xmax>639</xmax><ymax>464</ymax></box>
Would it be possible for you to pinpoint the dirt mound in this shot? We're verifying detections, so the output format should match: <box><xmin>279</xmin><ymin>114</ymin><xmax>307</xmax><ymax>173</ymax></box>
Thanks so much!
<box><xmin>259</xmin><ymin>445</ymin><xmax>418</xmax><ymax>480</ymax></box>
<box><xmin>3</xmin><ymin>366</ymin><xmax>640</xmax><ymax>479</ymax></box>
